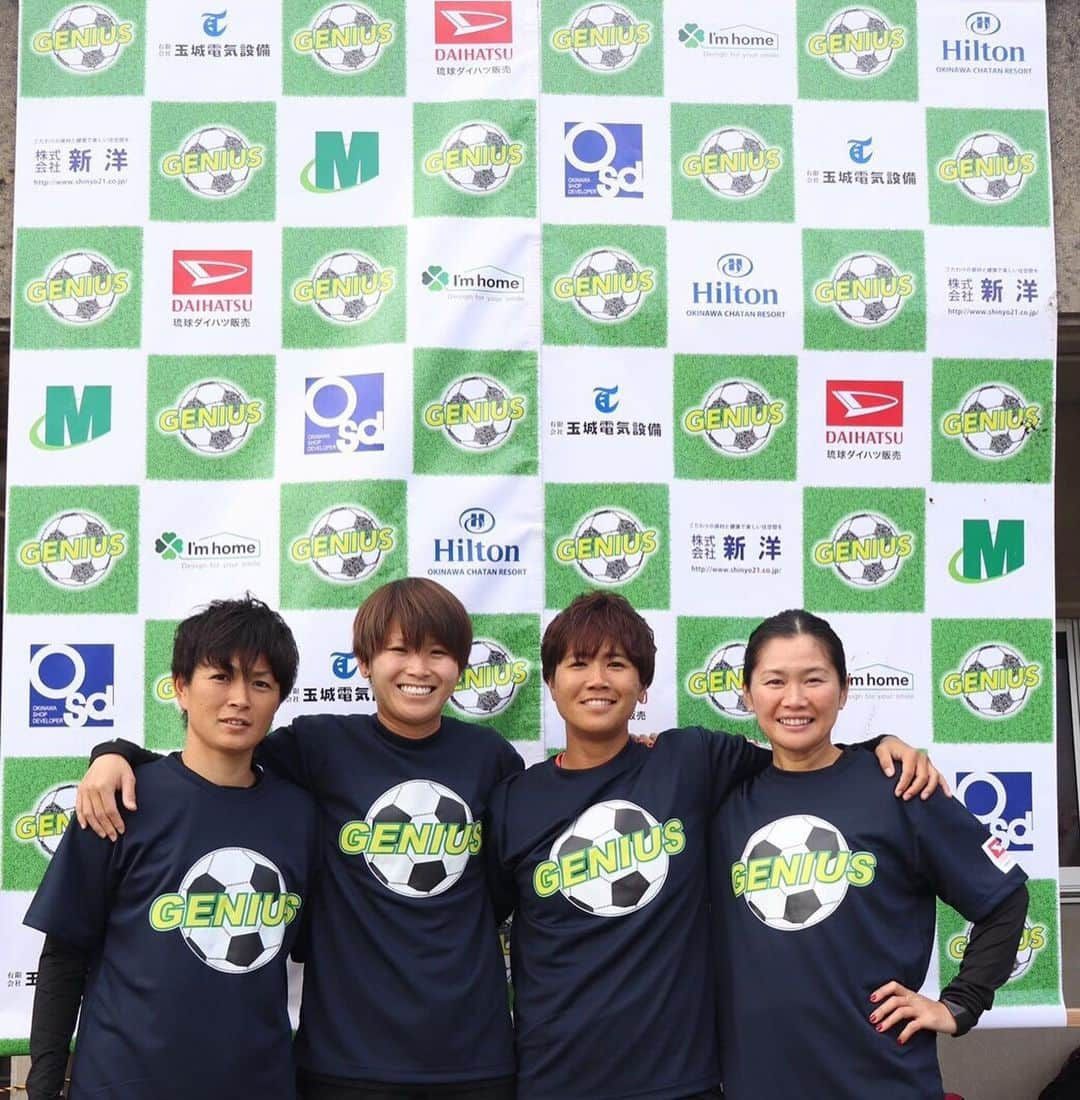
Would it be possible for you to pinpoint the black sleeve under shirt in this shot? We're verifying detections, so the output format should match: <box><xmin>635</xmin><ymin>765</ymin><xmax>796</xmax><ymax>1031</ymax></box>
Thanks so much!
<box><xmin>27</xmin><ymin>934</ymin><xmax>91</xmax><ymax>1100</ymax></box>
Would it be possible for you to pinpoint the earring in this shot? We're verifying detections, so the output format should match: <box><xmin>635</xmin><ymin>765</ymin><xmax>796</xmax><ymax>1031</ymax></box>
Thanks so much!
<box><xmin>640</xmin><ymin>689</ymin><xmax>648</xmax><ymax>704</ymax></box>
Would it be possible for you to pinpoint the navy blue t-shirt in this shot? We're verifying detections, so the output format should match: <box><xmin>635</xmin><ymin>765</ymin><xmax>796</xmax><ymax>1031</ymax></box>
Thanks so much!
<box><xmin>487</xmin><ymin>728</ymin><xmax>769</xmax><ymax>1100</ymax></box>
<box><xmin>712</xmin><ymin>748</ymin><xmax>1028</xmax><ymax>1100</ymax></box>
<box><xmin>259</xmin><ymin>713</ymin><xmax>521</xmax><ymax>1084</ymax></box>
<box><xmin>24</xmin><ymin>754</ymin><xmax>318</xmax><ymax>1100</ymax></box>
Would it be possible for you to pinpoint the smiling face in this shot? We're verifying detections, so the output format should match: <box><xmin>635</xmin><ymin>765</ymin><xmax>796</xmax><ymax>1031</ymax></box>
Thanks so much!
<box><xmin>359</xmin><ymin>625</ymin><xmax>461</xmax><ymax>738</ymax></box>
<box><xmin>547</xmin><ymin>642</ymin><xmax>646</xmax><ymax>747</ymax></box>
<box><xmin>176</xmin><ymin>656</ymin><xmax>282</xmax><ymax>759</ymax></box>
<box><xmin>742</xmin><ymin>633</ymin><xmax>848</xmax><ymax>762</ymax></box>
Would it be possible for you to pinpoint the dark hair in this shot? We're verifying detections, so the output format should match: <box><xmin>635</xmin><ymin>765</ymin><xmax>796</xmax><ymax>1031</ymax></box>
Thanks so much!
<box><xmin>352</xmin><ymin>578</ymin><xmax>472</xmax><ymax>672</ymax></box>
<box><xmin>743</xmin><ymin>609</ymin><xmax>847</xmax><ymax>686</ymax></box>
<box><xmin>172</xmin><ymin>595</ymin><xmax>299</xmax><ymax>701</ymax></box>
<box><xmin>541</xmin><ymin>591</ymin><xmax>656</xmax><ymax>687</ymax></box>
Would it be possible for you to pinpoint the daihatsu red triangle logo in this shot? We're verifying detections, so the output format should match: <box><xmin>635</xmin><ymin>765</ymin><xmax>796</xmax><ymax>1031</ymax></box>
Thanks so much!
<box><xmin>172</xmin><ymin>251</ymin><xmax>252</xmax><ymax>295</ymax></box>
<box><xmin>435</xmin><ymin>1</ymin><xmax>513</xmax><ymax>43</ymax></box>
<box><xmin>825</xmin><ymin>380</ymin><xmax>903</xmax><ymax>427</ymax></box>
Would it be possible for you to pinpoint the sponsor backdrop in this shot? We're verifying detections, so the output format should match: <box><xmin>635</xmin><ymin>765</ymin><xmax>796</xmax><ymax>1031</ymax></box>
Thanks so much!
<box><xmin>1</xmin><ymin>0</ymin><xmax>1063</xmax><ymax>1045</ymax></box>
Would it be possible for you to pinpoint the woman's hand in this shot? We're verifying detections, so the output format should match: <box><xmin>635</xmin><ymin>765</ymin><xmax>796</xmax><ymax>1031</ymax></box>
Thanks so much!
<box><xmin>75</xmin><ymin>755</ymin><xmax>138</xmax><ymax>841</ymax></box>
<box><xmin>875</xmin><ymin>736</ymin><xmax>949</xmax><ymax>800</ymax></box>
<box><xmin>869</xmin><ymin>980</ymin><xmax>958</xmax><ymax>1044</ymax></box>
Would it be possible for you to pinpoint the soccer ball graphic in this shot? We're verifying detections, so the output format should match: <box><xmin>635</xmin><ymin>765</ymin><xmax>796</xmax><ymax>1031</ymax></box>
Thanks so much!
<box><xmin>177</xmin><ymin>127</ymin><xmax>254</xmax><ymax>198</ymax></box>
<box><xmin>704</xmin><ymin>642</ymin><xmax>752</xmax><ymax>720</ymax></box>
<box><xmin>739</xmin><ymin>815</ymin><xmax>851</xmax><ymax>931</ymax></box>
<box><xmin>363</xmin><ymin>780</ymin><xmax>474</xmax><ymax>898</ymax></box>
<box><xmin>954</xmin><ymin>133</ymin><xmax>1027</xmax><ymax>203</ymax></box>
<box><xmin>438</xmin><ymin>122</ymin><xmax>515</xmax><ymax>193</ymax></box>
<box><xmin>176</xmin><ymin>380</ymin><xmax>252</xmax><ymax>455</ymax></box>
<box><xmin>831</xmin><ymin>254</ymin><xmax>904</xmax><ymax>326</ymax></box>
<box><xmin>312</xmin><ymin>252</ymin><xmax>386</xmax><ymax>323</ymax></box>
<box><xmin>310</xmin><ymin>506</ymin><xmax>384</xmax><ymax>582</ymax></box>
<box><xmin>830</xmin><ymin>513</ymin><xmax>903</xmax><ymax>587</ymax></box>
<box><xmin>38</xmin><ymin>511</ymin><xmax>114</xmax><ymax>587</ymax></box>
<box><xmin>567</xmin><ymin>4</ymin><xmax>642</xmax><ymax>72</ymax></box>
<box><xmin>49</xmin><ymin>5</ymin><xmax>125</xmax><ymax>72</ymax></box>
<box><xmin>958</xmin><ymin>385</ymin><xmax>1030</xmax><ymax>459</ymax></box>
<box><xmin>701</xmin><ymin>380</ymin><xmax>774</xmax><ymax>456</ymax></box>
<box><xmin>178</xmin><ymin>848</ymin><xmax>289</xmax><ymax>973</ymax></box>
<box><xmin>441</xmin><ymin>376</ymin><xmax>514</xmax><ymax>450</ymax></box>
<box><xmin>958</xmin><ymin>644</ymin><xmax>1031</xmax><ymax>718</ymax></box>
<box><xmin>552</xmin><ymin>800</ymin><xmax>669</xmax><ymax>917</ymax></box>
<box><xmin>310</xmin><ymin>4</ymin><xmax>385</xmax><ymax>72</ymax></box>
<box><xmin>43</xmin><ymin>252</ymin><xmax>119</xmax><ymax>324</ymax></box>
<box><xmin>1010</xmin><ymin>921</ymin><xmax>1041</xmax><ymax>980</ymax></box>
<box><xmin>33</xmin><ymin>784</ymin><xmax>78</xmax><ymax>857</ymax></box>
<box><xmin>697</xmin><ymin>128</ymin><xmax>773</xmax><ymax>198</ymax></box>
<box><xmin>451</xmin><ymin>639</ymin><xmax>519</xmax><ymax>717</ymax></box>
<box><xmin>822</xmin><ymin>8</ymin><xmax>897</xmax><ymax>76</ymax></box>
<box><xmin>570</xmin><ymin>248</ymin><xmax>647</xmax><ymax>322</ymax></box>
<box><xmin>572</xmin><ymin>508</ymin><xmax>649</xmax><ymax>584</ymax></box>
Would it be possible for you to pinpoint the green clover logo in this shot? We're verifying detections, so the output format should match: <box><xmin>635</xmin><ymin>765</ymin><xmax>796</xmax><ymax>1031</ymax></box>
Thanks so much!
<box><xmin>679</xmin><ymin>23</ymin><xmax>705</xmax><ymax>48</ymax></box>
<box><xmin>422</xmin><ymin>264</ymin><xmax>450</xmax><ymax>292</ymax></box>
<box><xmin>154</xmin><ymin>531</ymin><xmax>184</xmax><ymax>561</ymax></box>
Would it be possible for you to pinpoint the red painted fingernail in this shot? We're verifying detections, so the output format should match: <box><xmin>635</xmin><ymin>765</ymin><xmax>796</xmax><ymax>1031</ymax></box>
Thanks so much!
<box><xmin>876</xmin><ymin>1025</ymin><xmax>884</xmax><ymax>1033</ymax></box>
<box><xmin>870</xmin><ymin>994</ymin><xmax>878</xmax><ymax>1002</ymax></box>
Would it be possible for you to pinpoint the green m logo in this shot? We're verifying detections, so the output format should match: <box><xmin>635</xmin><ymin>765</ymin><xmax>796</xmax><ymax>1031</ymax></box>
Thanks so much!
<box><xmin>30</xmin><ymin>386</ymin><xmax>112</xmax><ymax>450</ymax></box>
<box><xmin>301</xmin><ymin>131</ymin><xmax>380</xmax><ymax>193</ymax></box>
<box><xmin>949</xmin><ymin>519</ymin><xmax>1025</xmax><ymax>583</ymax></box>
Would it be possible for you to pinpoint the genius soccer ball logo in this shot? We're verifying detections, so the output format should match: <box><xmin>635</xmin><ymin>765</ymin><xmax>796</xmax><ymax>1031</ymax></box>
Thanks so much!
<box><xmin>555</xmin><ymin>507</ymin><xmax>659</xmax><ymax>585</ymax></box>
<box><xmin>339</xmin><ymin>780</ymin><xmax>482</xmax><ymax>898</ymax></box>
<box><xmin>18</xmin><ymin>510</ymin><xmax>125</xmax><ymax>588</ymax></box>
<box><xmin>423</xmin><ymin>121</ymin><xmax>525</xmax><ymax>193</ymax></box>
<box><xmin>157</xmin><ymin>380</ymin><xmax>262</xmax><ymax>457</ymax></box>
<box><xmin>684</xmin><ymin>380</ymin><xmax>784</xmax><ymax>457</ymax></box>
<box><xmin>731</xmin><ymin>815</ymin><xmax>876</xmax><ymax>931</ymax></box>
<box><xmin>553</xmin><ymin>248</ymin><xmax>656</xmax><ymax>323</ymax></box>
<box><xmin>534</xmin><ymin>800</ymin><xmax>684</xmax><ymax>917</ymax></box>
<box><xmin>161</xmin><ymin>126</ymin><xmax>265</xmax><ymax>198</ymax></box>
<box><xmin>942</xmin><ymin>643</ymin><xmax>1041</xmax><ymax>719</ymax></box>
<box><xmin>687</xmin><ymin>641</ymin><xmax>754</xmax><ymax>721</ymax></box>
<box><xmin>941</xmin><ymin>383</ymin><xmax>1040</xmax><ymax>460</ymax></box>
<box><xmin>949</xmin><ymin>918</ymin><xmax>1047</xmax><ymax>981</ymax></box>
<box><xmin>423</xmin><ymin>375</ymin><xmax>526</xmax><ymax>451</ymax></box>
<box><xmin>814</xmin><ymin>253</ymin><xmax>914</xmax><ymax>327</ymax></box>
<box><xmin>551</xmin><ymin>4</ymin><xmax>651</xmax><ymax>72</ymax></box>
<box><xmin>682</xmin><ymin>128</ymin><xmax>782</xmax><ymax>199</ymax></box>
<box><xmin>150</xmin><ymin>848</ymin><xmax>302</xmax><ymax>974</ymax></box>
<box><xmin>293</xmin><ymin>251</ymin><xmax>395</xmax><ymax>324</ymax></box>
<box><xmin>26</xmin><ymin>251</ymin><xmax>129</xmax><ymax>325</ymax></box>
<box><xmin>32</xmin><ymin>4</ymin><xmax>134</xmax><ymax>73</ymax></box>
<box><xmin>293</xmin><ymin>4</ymin><xmax>394</xmax><ymax>73</ymax></box>
<box><xmin>290</xmin><ymin>505</ymin><xmax>394</xmax><ymax>583</ymax></box>
<box><xmin>938</xmin><ymin>133</ymin><xmax>1037</xmax><ymax>204</ymax></box>
<box><xmin>807</xmin><ymin>8</ymin><xmax>907</xmax><ymax>77</ymax></box>
<box><xmin>450</xmin><ymin>638</ymin><xmax>528</xmax><ymax>717</ymax></box>
<box><xmin>14</xmin><ymin>785</ymin><xmax>78</xmax><ymax>857</ymax></box>
<box><xmin>813</xmin><ymin>512</ymin><xmax>913</xmax><ymax>589</ymax></box>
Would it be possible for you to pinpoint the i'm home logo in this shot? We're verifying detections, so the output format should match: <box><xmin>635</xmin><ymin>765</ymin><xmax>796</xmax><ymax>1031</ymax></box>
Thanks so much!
<box><xmin>157</xmin><ymin>379</ymin><xmax>263</xmax><ymax>457</ymax></box>
<box><xmin>154</xmin><ymin>530</ymin><xmax>261</xmax><ymax>567</ymax></box>
<box><xmin>30</xmin><ymin>385</ymin><xmax>112</xmax><ymax>451</ymax></box>
<box><xmin>813</xmin><ymin>253</ymin><xmax>914</xmax><ymax>326</ymax></box>
<box><xmin>678</xmin><ymin>21</ymin><xmax>779</xmax><ymax>56</ymax></box>
<box><xmin>19</xmin><ymin>511</ymin><xmax>126</xmax><ymax>590</ymax></box>
<box><xmin>847</xmin><ymin>663</ymin><xmax>915</xmax><ymax>699</ymax></box>
<box><xmin>14</xmin><ymin>783</ymin><xmax>79</xmax><ymax>857</ymax></box>
<box><xmin>551</xmin><ymin>4</ymin><xmax>652</xmax><ymax>73</ymax></box>
<box><xmin>161</xmin><ymin>125</ymin><xmax>265</xmax><ymax>199</ymax></box>
<box><xmin>292</xmin><ymin>5</ymin><xmax>395</xmax><ymax>74</ymax></box>
<box><xmin>172</xmin><ymin>250</ymin><xmax>252</xmax><ymax>318</ymax></box>
<box><xmin>535</xmin><ymin>800</ymin><xmax>684</xmax><ymax>917</ymax></box>
<box><xmin>942</xmin><ymin>642</ymin><xmax>1041</xmax><ymax>719</ymax></box>
<box><xmin>938</xmin><ymin>131</ymin><xmax>1036</xmax><ymax>204</ymax></box>
<box><xmin>435</xmin><ymin>1</ymin><xmax>514</xmax><ymax>60</ymax></box>
<box><xmin>449</xmin><ymin>637</ymin><xmax>528</xmax><ymax>716</ymax></box>
<box><xmin>29</xmin><ymin>642</ymin><xmax>115</xmax><ymax>728</ymax></box>
<box><xmin>732</xmin><ymin>814</ymin><xmax>876</xmax><ymax>931</ymax></box>
<box><xmin>423</xmin><ymin>120</ymin><xmax>525</xmax><ymax>194</ymax></box>
<box><xmin>807</xmin><ymin>8</ymin><xmax>907</xmax><ymax>78</ymax></box>
<box><xmin>813</xmin><ymin>511</ymin><xmax>914</xmax><ymax>588</ymax></box>
<box><xmin>26</xmin><ymin>251</ymin><xmax>130</xmax><ymax>325</ymax></box>
<box><xmin>421</xmin><ymin>262</ymin><xmax>525</xmax><ymax>300</ymax></box>
<box><xmin>423</xmin><ymin>374</ymin><xmax>526</xmax><ymax>451</ymax></box>
<box><xmin>555</xmin><ymin>507</ymin><xmax>659</xmax><ymax>585</ymax></box>
<box><xmin>289</xmin><ymin>505</ymin><xmax>395</xmax><ymax>584</ymax></box>
<box><xmin>292</xmin><ymin>250</ymin><xmax>395</xmax><ymax>324</ymax></box>
<box><xmin>339</xmin><ymin>779</ymin><xmax>481</xmax><ymax>897</ymax></box>
<box><xmin>32</xmin><ymin>4</ymin><xmax>135</xmax><ymax>73</ymax></box>
<box><xmin>149</xmin><ymin>847</ymin><xmax>301</xmax><ymax>973</ymax></box>
<box><xmin>949</xmin><ymin>519</ymin><xmax>1024</xmax><ymax>584</ymax></box>
<box><xmin>301</xmin><ymin>131</ymin><xmax>379</xmax><ymax>193</ymax></box>
<box><xmin>941</xmin><ymin>383</ymin><xmax>1040</xmax><ymax>460</ymax></box>
<box><xmin>553</xmin><ymin>247</ymin><xmax>656</xmax><ymax>323</ymax></box>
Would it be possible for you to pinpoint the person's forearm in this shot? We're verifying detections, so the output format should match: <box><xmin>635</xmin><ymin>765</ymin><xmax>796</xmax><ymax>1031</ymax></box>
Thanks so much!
<box><xmin>28</xmin><ymin>935</ymin><xmax>90</xmax><ymax>1099</ymax></box>
<box><xmin>89</xmin><ymin>738</ymin><xmax>160</xmax><ymax>767</ymax></box>
<box><xmin>941</xmin><ymin>883</ymin><xmax>1028</xmax><ymax>1034</ymax></box>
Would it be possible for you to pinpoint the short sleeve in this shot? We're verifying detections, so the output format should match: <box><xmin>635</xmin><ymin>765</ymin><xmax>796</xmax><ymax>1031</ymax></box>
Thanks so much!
<box><xmin>905</xmin><ymin>790</ymin><xmax>1028</xmax><ymax>922</ymax></box>
<box><xmin>498</xmin><ymin>739</ymin><xmax>525</xmax><ymax>782</ymax></box>
<box><xmin>699</xmin><ymin>726</ymin><xmax>773</xmax><ymax>811</ymax></box>
<box><xmin>24</xmin><ymin>821</ymin><xmax>120</xmax><ymax>952</ymax></box>
<box><xmin>255</xmin><ymin>719</ymin><xmax>317</xmax><ymax>791</ymax></box>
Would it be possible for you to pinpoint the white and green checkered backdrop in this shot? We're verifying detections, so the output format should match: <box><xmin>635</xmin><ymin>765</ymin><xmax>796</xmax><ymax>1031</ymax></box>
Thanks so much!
<box><xmin>0</xmin><ymin>0</ymin><xmax>1065</xmax><ymax>1047</ymax></box>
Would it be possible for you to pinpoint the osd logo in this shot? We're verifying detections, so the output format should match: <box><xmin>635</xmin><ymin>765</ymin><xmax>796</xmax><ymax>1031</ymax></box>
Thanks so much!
<box><xmin>305</xmin><ymin>374</ymin><xmax>385</xmax><ymax>454</ymax></box>
<box><xmin>29</xmin><ymin>643</ymin><xmax>115</xmax><ymax>729</ymax></box>
<box><xmin>564</xmin><ymin>122</ymin><xmax>643</xmax><ymax>199</ymax></box>
<box><xmin>956</xmin><ymin>771</ymin><xmax>1033</xmax><ymax>851</ymax></box>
